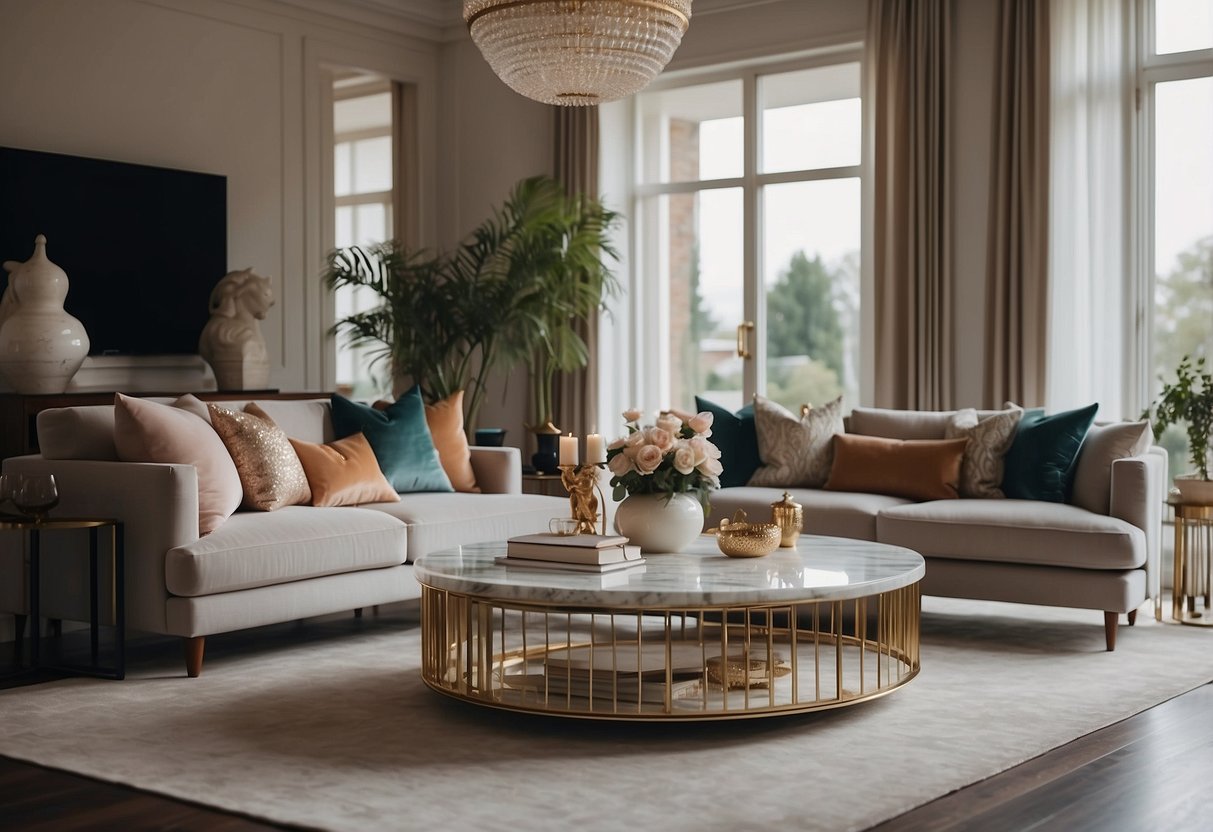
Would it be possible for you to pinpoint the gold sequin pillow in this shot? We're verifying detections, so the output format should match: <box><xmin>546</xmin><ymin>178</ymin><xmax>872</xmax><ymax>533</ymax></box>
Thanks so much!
<box><xmin>208</xmin><ymin>403</ymin><xmax>311</xmax><ymax>511</ymax></box>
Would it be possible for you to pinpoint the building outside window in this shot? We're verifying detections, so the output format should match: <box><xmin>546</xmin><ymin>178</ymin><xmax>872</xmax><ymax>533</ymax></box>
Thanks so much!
<box><xmin>628</xmin><ymin>52</ymin><xmax>863</xmax><ymax>417</ymax></box>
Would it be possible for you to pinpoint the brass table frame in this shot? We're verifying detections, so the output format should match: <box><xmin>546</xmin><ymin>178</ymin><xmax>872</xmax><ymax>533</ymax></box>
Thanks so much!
<box><xmin>2</xmin><ymin>515</ymin><xmax>125</xmax><ymax>679</ymax></box>
<box><xmin>1171</xmin><ymin>502</ymin><xmax>1213</xmax><ymax>627</ymax></box>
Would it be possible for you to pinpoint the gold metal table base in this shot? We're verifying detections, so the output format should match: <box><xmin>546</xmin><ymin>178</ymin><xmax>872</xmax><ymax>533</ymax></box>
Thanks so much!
<box><xmin>1171</xmin><ymin>502</ymin><xmax>1213</xmax><ymax>627</ymax></box>
<box><xmin>420</xmin><ymin>583</ymin><xmax>921</xmax><ymax>721</ymax></box>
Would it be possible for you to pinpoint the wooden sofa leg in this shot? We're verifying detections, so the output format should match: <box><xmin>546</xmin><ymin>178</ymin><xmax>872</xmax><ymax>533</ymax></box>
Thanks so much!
<box><xmin>185</xmin><ymin>636</ymin><xmax>206</xmax><ymax>678</ymax></box>
<box><xmin>1128</xmin><ymin>609</ymin><xmax>1138</xmax><ymax>626</ymax></box>
<box><xmin>1104</xmin><ymin>612</ymin><xmax>1118</xmax><ymax>652</ymax></box>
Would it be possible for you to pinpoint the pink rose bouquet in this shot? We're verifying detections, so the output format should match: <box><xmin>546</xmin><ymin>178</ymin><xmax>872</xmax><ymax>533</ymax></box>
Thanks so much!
<box><xmin>606</xmin><ymin>409</ymin><xmax>723</xmax><ymax>509</ymax></box>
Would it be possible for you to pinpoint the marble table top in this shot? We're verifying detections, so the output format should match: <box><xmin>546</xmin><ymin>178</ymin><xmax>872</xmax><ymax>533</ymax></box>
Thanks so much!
<box><xmin>413</xmin><ymin>535</ymin><xmax>925</xmax><ymax>608</ymax></box>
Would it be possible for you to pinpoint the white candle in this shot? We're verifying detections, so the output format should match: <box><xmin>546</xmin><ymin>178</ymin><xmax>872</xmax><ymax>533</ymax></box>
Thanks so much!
<box><xmin>586</xmin><ymin>433</ymin><xmax>605</xmax><ymax>464</ymax></box>
<box><xmin>559</xmin><ymin>434</ymin><xmax>579</xmax><ymax>466</ymax></box>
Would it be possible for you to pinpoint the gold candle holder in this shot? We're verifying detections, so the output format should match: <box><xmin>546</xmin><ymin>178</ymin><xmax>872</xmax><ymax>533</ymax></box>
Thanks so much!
<box><xmin>559</xmin><ymin>463</ymin><xmax>607</xmax><ymax>535</ymax></box>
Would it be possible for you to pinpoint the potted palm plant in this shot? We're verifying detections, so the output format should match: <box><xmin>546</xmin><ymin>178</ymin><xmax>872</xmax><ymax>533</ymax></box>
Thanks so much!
<box><xmin>1145</xmin><ymin>354</ymin><xmax>1213</xmax><ymax>502</ymax></box>
<box><xmin>323</xmin><ymin>175</ymin><xmax>618</xmax><ymax>436</ymax></box>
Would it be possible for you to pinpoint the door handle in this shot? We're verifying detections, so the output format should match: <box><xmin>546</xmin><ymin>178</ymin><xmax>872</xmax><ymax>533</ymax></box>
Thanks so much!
<box><xmin>736</xmin><ymin>321</ymin><xmax>755</xmax><ymax>360</ymax></box>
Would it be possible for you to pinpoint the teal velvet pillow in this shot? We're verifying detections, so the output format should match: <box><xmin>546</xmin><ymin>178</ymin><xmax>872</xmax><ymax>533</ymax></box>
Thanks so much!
<box><xmin>330</xmin><ymin>388</ymin><xmax>454</xmax><ymax>493</ymax></box>
<box><xmin>695</xmin><ymin>396</ymin><xmax>761</xmax><ymax>488</ymax></box>
<box><xmin>1001</xmin><ymin>403</ymin><xmax>1098</xmax><ymax>502</ymax></box>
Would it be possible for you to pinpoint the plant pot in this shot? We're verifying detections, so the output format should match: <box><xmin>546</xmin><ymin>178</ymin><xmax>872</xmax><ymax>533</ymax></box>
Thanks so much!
<box><xmin>532</xmin><ymin>426</ymin><xmax>561</xmax><ymax>474</ymax></box>
<box><xmin>613</xmin><ymin>493</ymin><xmax>705</xmax><ymax>554</ymax></box>
<box><xmin>474</xmin><ymin>428</ymin><xmax>507</xmax><ymax>447</ymax></box>
<box><xmin>1174</xmin><ymin>474</ymin><xmax>1213</xmax><ymax>505</ymax></box>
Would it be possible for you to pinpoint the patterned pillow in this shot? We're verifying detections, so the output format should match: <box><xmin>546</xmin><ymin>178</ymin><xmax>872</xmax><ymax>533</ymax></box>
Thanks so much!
<box><xmin>945</xmin><ymin>405</ymin><xmax>1023</xmax><ymax>498</ymax></box>
<box><xmin>749</xmin><ymin>396</ymin><xmax>844</xmax><ymax>488</ymax></box>
<box><xmin>208</xmin><ymin>403</ymin><xmax>311</xmax><ymax>511</ymax></box>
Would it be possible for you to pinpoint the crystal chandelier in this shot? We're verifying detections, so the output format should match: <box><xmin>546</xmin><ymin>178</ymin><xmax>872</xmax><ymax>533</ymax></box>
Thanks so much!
<box><xmin>463</xmin><ymin>0</ymin><xmax>693</xmax><ymax>107</ymax></box>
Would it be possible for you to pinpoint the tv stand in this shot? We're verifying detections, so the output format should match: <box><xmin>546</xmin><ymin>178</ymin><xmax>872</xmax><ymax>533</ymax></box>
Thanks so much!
<box><xmin>0</xmin><ymin>390</ymin><xmax>326</xmax><ymax>461</ymax></box>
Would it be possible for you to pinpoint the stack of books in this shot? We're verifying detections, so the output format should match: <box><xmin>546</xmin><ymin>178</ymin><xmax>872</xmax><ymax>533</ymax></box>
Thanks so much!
<box><xmin>496</xmin><ymin>533</ymin><xmax>645</xmax><ymax>573</ymax></box>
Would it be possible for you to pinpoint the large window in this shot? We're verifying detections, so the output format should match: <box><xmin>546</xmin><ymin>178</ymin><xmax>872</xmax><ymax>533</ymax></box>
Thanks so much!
<box><xmin>630</xmin><ymin>54</ymin><xmax>863</xmax><ymax>416</ymax></box>
<box><xmin>1142</xmin><ymin>0</ymin><xmax>1213</xmax><ymax>473</ymax></box>
<box><xmin>332</xmin><ymin>74</ymin><xmax>394</xmax><ymax>398</ymax></box>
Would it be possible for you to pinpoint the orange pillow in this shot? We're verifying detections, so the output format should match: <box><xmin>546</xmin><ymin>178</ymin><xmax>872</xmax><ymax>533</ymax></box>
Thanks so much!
<box><xmin>288</xmin><ymin>432</ymin><xmax>400</xmax><ymax>507</ymax></box>
<box><xmin>424</xmin><ymin>391</ymin><xmax>479</xmax><ymax>493</ymax></box>
<box><xmin>823</xmin><ymin>435</ymin><xmax>967</xmax><ymax>501</ymax></box>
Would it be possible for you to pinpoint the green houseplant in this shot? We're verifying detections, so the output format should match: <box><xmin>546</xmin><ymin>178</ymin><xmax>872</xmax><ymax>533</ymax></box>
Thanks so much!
<box><xmin>323</xmin><ymin>175</ymin><xmax>618</xmax><ymax>432</ymax></box>
<box><xmin>1144</xmin><ymin>354</ymin><xmax>1213</xmax><ymax>498</ymax></box>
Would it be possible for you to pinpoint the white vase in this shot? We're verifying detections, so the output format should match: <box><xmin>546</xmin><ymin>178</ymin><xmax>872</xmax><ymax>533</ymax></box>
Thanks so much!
<box><xmin>613</xmin><ymin>492</ymin><xmax>705</xmax><ymax>554</ymax></box>
<box><xmin>0</xmin><ymin>235</ymin><xmax>90</xmax><ymax>394</ymax></box>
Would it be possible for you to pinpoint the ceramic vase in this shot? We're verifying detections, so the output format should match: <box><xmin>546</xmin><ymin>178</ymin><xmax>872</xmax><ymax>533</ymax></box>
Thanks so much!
<box><xmin>0</xmin><ymin>235</ymin><xmax>90</xmax><ymax>394</ymax></box>
<box><xmin>531</xmin><ymin>423</ymin><xmax>561</xmax><ymax>474</ymax></box>
<box><xmin>613</xmin><ymin>492</ymin><xmax>705</xmax><ymax>553</ymax></box>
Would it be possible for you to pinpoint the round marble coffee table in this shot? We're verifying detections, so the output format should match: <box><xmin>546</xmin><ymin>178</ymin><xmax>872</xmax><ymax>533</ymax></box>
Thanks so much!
<box><xmin>414</xmin><ymin>535</ymin><xmax>924</xmax><ymax>721</ymax></box>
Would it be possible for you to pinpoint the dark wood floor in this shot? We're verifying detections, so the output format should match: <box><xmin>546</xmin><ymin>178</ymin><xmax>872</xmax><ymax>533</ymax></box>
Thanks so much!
<box><xmin>3</xmin><ymin>623</ymin><xmax>1212</xmax><ymax>831</ymax></box>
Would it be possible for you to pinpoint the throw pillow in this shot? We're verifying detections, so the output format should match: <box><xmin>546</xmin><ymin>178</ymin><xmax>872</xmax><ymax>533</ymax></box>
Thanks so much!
<box><xmin>330</xmin><ymin>387</ymin><xmax>453</xmax><ymax>493</ymax></box>
<box><xmin>288</xmin><ymin>432</ymin><xmax>400</xmax><ymax>507</ymax></box>
<box><xmin>945</xmin><ymin>405</ymin><xmax>1023</xmax><ymax>498</ymax></box>
<box><xmin>1001</xmin><ymin>403</ymin><xmax>1099</xmax><ymax>502</ymax></box>
<box><xmin>694</xmin><ymin>396</ymin><xmax>761</xmax><ymax>488</ymax></box>
<box><xmin>113</xmin><ymin>393</ymin><xmax>243</xmax><ymax>535</ymax></box>
<box><xmin>424</xmin><ymin>390</ymin><xmax>479</xmax><ymax>493</ymax></box>
<box><xmin>208</xmin><ymin>403</ymin><xmax>311</xmax><ymax>511</ymax></box>
<box><xmin>824</xmin><ymin>435</ymin><xmax>967</xmax><ymax>500</ymax></box>
<box><xmin>1070</xmin><ymin>421</ymin><xmax>1153</xmax><ymax>515</ymax></box>
<box><xmin>749</xmin><ymin>395</ymin><xmax>844</xmax><ymax>488</ymax></box>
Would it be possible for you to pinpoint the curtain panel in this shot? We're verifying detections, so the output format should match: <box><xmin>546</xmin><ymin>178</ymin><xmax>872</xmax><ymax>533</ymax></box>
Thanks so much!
<box><xmin>867</xmin><ymin>0</ymin><xmax>955</xmax><ymax>410</ymax></box>
<box><xmin>551</xmin><ymin>106</ymin><xmax>601</xmax><ymax>437</ymax></box>
<box><xmin>985</xmin><ymin>0</ymin><xmax>1051</xmax><ymax>410</ymax></box>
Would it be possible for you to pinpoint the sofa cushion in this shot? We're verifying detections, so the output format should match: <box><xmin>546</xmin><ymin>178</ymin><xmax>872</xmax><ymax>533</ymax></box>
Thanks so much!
<box><xmin>749</xmin><ymin>395</ymin><xmax>843</xmax><ymax>488</ymax></box>
<box><xmin>709</xmin><ymin>486</ymin><xmax>912</xmax><ymax>541</ymax></box>
<box><xmin>877</xmin><ymin>499</ymin><xmax>1145</xmax><ymax>570</ymax></box>
<box><xmin>331</xmin><ymin>388</ymin><xmax>453</xmax><ymax>493</ymax></box>
<box><xmin>165</xmin><ymin>506</ymin><xmax>408</xmax><ymax>596</ymax></box>
<box><xmin>424</xmin><ymin>390</ymin><xmax>479</xmax><ymax>493</ymax></box>
<box><xmin>824</xmin><ymin>435</ymin><xmax>967</xmax><ymax>501</ymax></box>
<box><xmin>362</xmin><ymin>493</ymin><xmax>566</xmax><ymax>561</ymax></box>
<box><xmin>848</xmin><ymin>407</ymin><xmax>958</xmax><ymax>440</ymax></box>
<box><xmin>1071</xmin><ymin>421</ymin><xmax>1152</xmax><ymax>515</ymax></box>
<box><xmin>694</xmin><ymin>396</ymin><xmax>761</xmax><ymax>488</ymax></box>
<box><xmin>289</xmin><ymin>433</ymin><xmax>400</xmax><ymax>507</ymax></box>
<box><xmin>1002</xmin><ymin>403</ymin><xmax>1098</xmax><ymax>502</ymax></box>
<box><xmin>114</xmin><ymin>393</ymin><xmax>243</xmax><ymax>535</ymax></box>
<box><xmin>945</xmin><ymin>405</ymin><xmax>1023</xmax><ymax>498</ymax></box>
<box><xmin>38</xmin><ymin>404</ymin><xmax>121</xmax><ymax>460</ymax></box>
<box><xmin>208</xmin><ymin>403</ymin><xmax>311</xmax><ymax>511</ymax></box>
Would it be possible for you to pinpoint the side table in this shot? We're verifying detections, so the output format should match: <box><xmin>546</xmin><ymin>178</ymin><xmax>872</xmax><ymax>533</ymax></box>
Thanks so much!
<box><xmin>2</xmin><ymin>515</ymin><xmax>126</xmax><ymax>678</ymax></box>
<box><xmin>521</xmin><ymin>472</ymin><xmax>568</xmax><ymax>497</ymax></box>
<box><xmin>1170</xmin><ymin>500</ymin><xmax>1213</xmax><ymax>626</ymax></box>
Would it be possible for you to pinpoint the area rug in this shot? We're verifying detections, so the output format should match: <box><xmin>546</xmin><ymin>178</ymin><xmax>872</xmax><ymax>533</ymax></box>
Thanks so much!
<box><xmin>2</xmin><ymin>597</ymin><xmax>1212</xmax><ymax>831</ymax></box>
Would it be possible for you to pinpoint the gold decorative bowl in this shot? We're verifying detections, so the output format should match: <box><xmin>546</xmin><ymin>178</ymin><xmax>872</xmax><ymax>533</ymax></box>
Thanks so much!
<box><xmin>710</xmin><ymin>509</ymin><xmax>782</xmax><ymax>558</ymax></box>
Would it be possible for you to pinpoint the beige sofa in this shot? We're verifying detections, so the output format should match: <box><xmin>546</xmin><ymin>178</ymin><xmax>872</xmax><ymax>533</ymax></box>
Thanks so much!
<box><xmin>0</xmin><ymin>398</ymin><xmax>565</xmax><ymax>676</ymax></box>
<box><xmin>710</xmin><ymin>407</ymin><xmax>1167</xmax><ymax>651</ymax></box>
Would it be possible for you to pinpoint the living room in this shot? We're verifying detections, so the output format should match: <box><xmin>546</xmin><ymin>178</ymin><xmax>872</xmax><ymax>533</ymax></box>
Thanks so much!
<box><xmin>2</xmin><ymin>0</ymin><xmax>1213</xmax><ymax>829</ymax></box>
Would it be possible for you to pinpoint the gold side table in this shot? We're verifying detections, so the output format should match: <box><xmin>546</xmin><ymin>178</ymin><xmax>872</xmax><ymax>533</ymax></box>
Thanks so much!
<box><xmin>1170</xmin><ymin>501</ymin><xmax>1213</xmax><ymax>626</ymax></box>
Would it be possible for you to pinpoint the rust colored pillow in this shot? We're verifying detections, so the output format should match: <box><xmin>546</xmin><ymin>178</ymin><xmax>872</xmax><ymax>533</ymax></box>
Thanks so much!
<box><xmin>288</xmin><ymin>432</ymin><xmax>400</xmax><ymax>507</ymax></box>
<box><xmin>424</xmin><ymin>390</ymin><xmax>480</xmax><ymax>493</ymax></box>
<box><xmin>824</xmin><ymin>435</ymin><xmax>968</xmax><ymax>501</ymax></box>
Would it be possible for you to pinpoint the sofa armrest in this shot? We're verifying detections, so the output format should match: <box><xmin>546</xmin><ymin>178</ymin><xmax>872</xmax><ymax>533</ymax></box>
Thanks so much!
<box><xmin>1109</xmin><ymin>448</ymin><xmax>1168</xmax><ymax>610</ymax></box>
<box><xmin>1</xmin><ymin>455</ymin><xmax>201</xmax><ymax>635</ymax></box>
<box><xmin>468</xmin><ymin>446</ymin><xmax>522</xmax><ymax>494</ymax></box>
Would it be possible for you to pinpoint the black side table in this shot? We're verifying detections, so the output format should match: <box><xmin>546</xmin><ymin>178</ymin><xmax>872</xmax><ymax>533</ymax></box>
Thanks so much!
<box><xmin>2</xmin><ymin>516</ymin><xmax>125</xmax><ymax>680</ymax></box>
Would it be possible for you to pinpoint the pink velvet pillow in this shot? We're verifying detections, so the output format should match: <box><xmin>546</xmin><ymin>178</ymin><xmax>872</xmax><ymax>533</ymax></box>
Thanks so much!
<box><xmin>113</xmin><ymin>393</ymin><xmax>243</xmax><ymax>534</ymax></box>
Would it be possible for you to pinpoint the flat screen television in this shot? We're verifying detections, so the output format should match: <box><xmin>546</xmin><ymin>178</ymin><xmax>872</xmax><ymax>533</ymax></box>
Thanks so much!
<box><xmin>0</xmin><ymin>146</ymin><xmax>227</xmax><ymax>356</ymax></box>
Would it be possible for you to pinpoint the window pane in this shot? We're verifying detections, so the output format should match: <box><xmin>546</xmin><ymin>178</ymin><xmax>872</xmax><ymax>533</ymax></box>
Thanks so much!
<box><xmin>354</xmin><ymin>202</ymin><xmax>389</xmax><ymax>247</ymax></box>
<box><xmin>334</xmin><ymin>143</ymin><xmax>352</xmax><ymax>198</ymax></box>
<box><xmin>334</xmin><ymin>91</ymin><xmax>392</xmax><ymax>132</ymax></box>
<box><xmin>1153</xmin><ymin>76</ymin><xmax>1213</xmax><ymax>475</ymax></box>
<box><xmin>1156</xmin><ymin>0</ymin><xmax>1213</xmax><ymax>55</ymax></box>
<box><xmin>644</xmin><ymin>188</ymin><xmax>744</xmax><ymax>412</ymax></box>
<box><xmin>335</xmin><ymin>205</ymin><xmax>354</xmax><ymax>249</ymax></box>
<box><xmin>763</xmin><ymin>179</ymin><xmax>861</xmax><ymax>413</ymax></box>
<box><xmin>760</xmin><ymin>63</ymin><xmax>861</xmax><ymax>173</ymax></box>
<box><xmin>353</xmin><ymin>136</ymin><xmax>392</xmax><ymax>194</ymax></box>
<box><xmin>638</xmin><ymin>80</ymin><xmax>743</xmax><ymax>184</ymax></box>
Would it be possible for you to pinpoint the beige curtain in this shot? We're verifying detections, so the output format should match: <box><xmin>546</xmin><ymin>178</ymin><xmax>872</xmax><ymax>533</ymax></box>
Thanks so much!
<box><xmin>867</xmin><ymin>0</ymin><xmax>954</xmax><ymax>410</ymax></box>
<box><xmin>390</xmin><ymin>81</ymin><xmax>419</xmax><ymax>248</ymax></box>
<box><xmin>984</xmin><ymin>0</ymin><xmax>1050</xmax><ymax>409</ymax></box>
<box><xmin>550</xmin><ymin>106</ymin><xmax>600</xmax><ymax>436</ymax></box>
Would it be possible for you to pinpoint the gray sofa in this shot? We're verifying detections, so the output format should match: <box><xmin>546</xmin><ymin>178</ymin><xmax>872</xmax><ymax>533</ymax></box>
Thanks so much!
<box><xmin>709</xmin><ymin>406</ymin><xmax>1167</xmax><ymax>651</ymax></box>
<box><xmin>0</xmin><ymin>398</ymin><xmax>565</xmax><ymax>676</ymax></box>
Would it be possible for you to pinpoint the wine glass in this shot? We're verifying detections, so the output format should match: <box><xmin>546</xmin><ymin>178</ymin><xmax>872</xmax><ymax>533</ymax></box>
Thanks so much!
<box><xmin>14</xmin><ymin>474</ymin><xmax>59</xmax><ymax>523</ymax></box>
<box><xmin>0</xmin><ymin>473</ymin><xmax>19</xmax><ymax>513</ymax></box>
